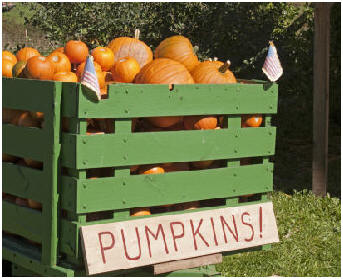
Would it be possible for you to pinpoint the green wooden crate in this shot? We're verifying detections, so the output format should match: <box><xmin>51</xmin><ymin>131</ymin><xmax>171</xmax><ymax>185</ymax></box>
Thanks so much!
<box><xmin>2</xmin><ymin>78</ymin><xmax>278</xmax><ymax>276</ymax></box>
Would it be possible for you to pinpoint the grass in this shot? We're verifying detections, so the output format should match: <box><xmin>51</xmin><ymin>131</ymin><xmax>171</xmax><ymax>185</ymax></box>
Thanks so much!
<box><xmin>217</xmin><ymin>190</ymin><xmax>341</xmax><ymax>277</ymax></box>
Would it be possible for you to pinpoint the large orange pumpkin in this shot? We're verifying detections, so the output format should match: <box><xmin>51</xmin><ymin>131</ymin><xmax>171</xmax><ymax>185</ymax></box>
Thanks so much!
<box><xmin>192</xmin><ymin>60</ymin><xmax>237</xmax><ymax>84</ymax></box>
<box><xmin>65</xmin><ymin>40</ymin><xmax>89</xmax><ymax>64</ymax></box>
<box><xmin>16</xmin><ymin>47</ymin><xmax>40</xmax><ymax>62</ymax></box>
<box><xmin>92</xmin><ymin>46</ymin><xmax>115</xmax><ymax>71</ymax></box>
<box><xmin>23</xmin><ymin>56</ymin><xmax>54</xmax><ymax>80</ymax></box>
<box><xmin>47</xmin><ymin>52</ymin><xmax>71</xmax><ymax>73</ymax></box>
<box><xmin>154</xmin><ymin>35</ymin><xmax>199</xmax><ymax>72</ymax></box>
<box><xmin>2</xmin><ymin>50</ymin><xmax>17</xmax><ymax>65</ymax></box>
<box><xmin>184</xmin><ymin>116</ymin><xmax>217</xmax><ymax>130</ymax></box>
<box><xmin>53</xmin><ymin>71</ymin><xmax>78</xmax><ymax>82</ymax></box>
<box><xmin>111</xmin><ymin>56</ymin><xmax>140</xmax><ymax>83</ymax></box>
<box><xmin>107</xmin><ymin>29</ymin><xmax>153</xmax><ymax>68</ymax></box>
<box><xmin>2</xmin><ymin>59</ymin><xmax>14</xmax><ymax>78</ymax></box>
<box><xmin>134</xmin><ymin>58</ymin><xmax>194</xmax><ymax>84</ymax></box>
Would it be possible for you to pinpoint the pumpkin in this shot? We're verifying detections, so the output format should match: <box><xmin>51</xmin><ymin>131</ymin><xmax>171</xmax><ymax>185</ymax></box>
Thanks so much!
<box><xmin>12</xmin><ymin>60</ymin><xmax>27</xmax><ymax>77</ymax></box>
<box><xmin>53</xmin><ymin>71</ymin><xmax>78</xmax><ymax>82</ymax></box>
<box><xmin>191</xmin><ymin>60</ymin><xmax>237</xmax><ymax>84</ymax></box>
<box><xmin>167</xmin><ymin>121</ymin><xmax>185</xmax><ymax>131</ymax></box>
<box><xmin>111</xmin><ymin>56</ymin><xmax>140</xmax><ymax>83</ymax></box>
<box><xmin>3</xmin><ymin>108</ymin><xmax>24</xmax><ymax>123</ymax></box>
<box><xmin>184</xmin><ymin>116</ymin><xmax>217</xmax><ymax>130</ymax></box>
<box><xmin>2</xmin><ymin>59</ymin><xmax>14</xmax><ymax>77</ymax></box>
<box><xmin>92</xmin><ymin>46</ymin><xmax>115</xmax><ymax>71</ymax></box>
<box><xmin>15</xmin><ymin>197</ymin><xmax>29</xmax><ymax>207</ymax></box>
<box><xmin>17</xmin><ymin>111</ymin><xmax>41</xmax><ymax>128</ymax></box>
<box><xmin>147</xmin><ymin>116</ymin><xmax>183</xmax><ymax>128</ymax></box>
<box><xmin>154</xmin><ymin>35</ymin><xmax>199</xmax><ymax>72</ymax></box>
<box><xmin>47</xmin><ymin>52</ymin><xmax>71</xmax><ymax>73</ymax></box>
<box><xmin>242</xmin><ymin>114</ymin><xmax>263</xmax><ymax>127</ymax></box>
<box><xmin>130</xmin><ymin>207</ymin><xmax>151</xmax><ymax>216</ymax></box>
<box><xmin>130</xmin><ymin>165</ymin><xmax>139</xmax><ymax>173</ymax></box>
<box><xmin>139</xmin><ymin>165</ymin><xmax>165</xmax><ymax>175</ymax></box>
<box><xmin>173</xmin><ymin>201</ymin><xmax>199</xmax><ymax>211</ymax></box>
<box><xmin>191</xmin><ymin>160</ymin><xmax>214</xmax><ymax>169</ymax></box>
<box><xmin>2</xmin><ymin>50</ymin><xmax>17</xmax><ymax>65</ymax></box>
<box><xmin>134</xmin><ymin>58</ymin><xmax>194</xmax><ymax>84</ymax></box>
<box><xmin>52</xmin><ymin>47</ymin><xmax>64</xmax><ymax>54</ymax></box>
<box><xmin>108</xmin><ymin>29</ymin><xmax>153</xmax><ymax>68</ymax></box>
<box><xmin>27</xmin><ymin>199</ymin><xmax>42</xmax><ymax>210</ymax></box>
<box><xmin>76</xmin><ymin>61</ymin><xmax>102</xmax><ymax>80</ymax></box>
<box><xmin>96</xmin><ymin>71</ymin><xmax>106</xmax><ymax>89</ymax></box>
<box><xmin>65</xmin><ymin>40</ymin><xmax>89</xmax><ymax>64</ymax></box>
<box><xmin>16</xmin><ymin>47</ymin><xmax>40</xmax><ymax>62</ymax></box>
<box><xmin>3</xmin><ymin>153</ymin><xmax>18</xmax><ymax>163</ymax></box>
<box><xmin>162</xmin><ymin>162</ymin><xmax>189</xmax><ymax>172</ymax></box>
<box><xmin>23</xmin><ymin>56</ymin><xmax>54</xmax><ymax>80</ymax></box>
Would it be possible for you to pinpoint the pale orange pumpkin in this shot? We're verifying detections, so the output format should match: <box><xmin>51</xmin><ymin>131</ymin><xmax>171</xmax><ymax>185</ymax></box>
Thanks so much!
<box><xmin>192</xmin><ymin>60</ymin><xmax>237</xmax><ymax>84</ymax></box>
<box><xmin>111</xmin><ymin>56</ymin><xmax>140</xmax><ymax>83</ymax></box>
<box><xmin>154</xmin><ymin>35</ymin><xmax>200</xmax><ymax>72</ymax></box>
<box><xmin>108</xmin><ymin>29</ymin><xmax>153</xmax><ymax>68</ymax></box>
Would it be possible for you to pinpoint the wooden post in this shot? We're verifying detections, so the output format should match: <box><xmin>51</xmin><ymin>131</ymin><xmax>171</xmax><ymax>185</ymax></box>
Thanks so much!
<box><xmin>312</xmin><ymin>3</ymin><xmax>332</xmax><ymax>197</ymax></box>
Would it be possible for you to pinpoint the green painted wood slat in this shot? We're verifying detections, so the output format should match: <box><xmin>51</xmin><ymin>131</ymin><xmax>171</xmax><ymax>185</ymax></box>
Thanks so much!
<box><xmin>2</xmin><ymin>201</ymin><xmax>44</xmax><ymax>243</ymax></box>
<box><xmin>61</xmin><ymin>82</ymin><xmax>278</xmax><ymax>118</ymax></box>
<box><xmin>3</xmin><ymin>124</ymin><xmax>47</xmax><ymax>161</ymax></box>
<box><xmin>2</xmin><ymin>78</ymin><xmax>58</xmax><ymax>112</ymax></box>
<box><xmin>61</xmin><ymin>127</ymin><xmax>276</xmax><ymax>169</ymax></box>
<box><xmin>60</xmin><ymin>163</ymin><xmax>273</xmax><ymax>213</ymax></box>
<box><xmin>3</xmin><ymin>162</ymin><xmax>47</xmax><ymax>202</ymax></box>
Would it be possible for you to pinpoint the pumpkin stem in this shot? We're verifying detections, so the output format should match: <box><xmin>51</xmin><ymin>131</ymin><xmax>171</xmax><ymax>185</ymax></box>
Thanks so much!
<box><xmin>135</xmin><ymin>29</ymin><xmax>140</xmax><ymax>40</ymax></box>
<box><xmin>218</xmin><ymin>60</ymin><xmax>231</xmax><ymax>73</ymax></box>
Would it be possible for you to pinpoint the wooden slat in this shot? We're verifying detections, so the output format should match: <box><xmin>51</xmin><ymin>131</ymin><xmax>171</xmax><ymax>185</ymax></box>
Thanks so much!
<box><xmin>2</xmin><ymin>201</ymin><xmax>44</xmax><ymax>243</ymax></box>
<box><xmin>153</xmin><ymin>253</ymin><xmax>222</xmax><ymax>275</ymax></box>
<box><xmin>60</xmin><ymin>163</ymin><xmax>273</xmax><ymax>213</ymax></box>
<box><xmin>3</xmin><ymin>162</ymin><xmax>47</xmax><ymax>202</ymax></box>
<box><xmin>2</xmin><ymin>78</ymin><xmax>58</xmax><ymax>112</ymax></box>
<box><xmin>312</xmin><ymin>3</ymin><xmax>332</xmax><ymax>197</ymax></box>
<box><xmin>3</xmin><ymin>124</ymin><xmax>47</xmax><ymax>161</ymax></box>
<box><xmin>61</xmin><ymin>82</ymin><xmax>278</xmax><ymax>118</ymax></box>
<box><xmin>61</xmin><ymin>127</ymin><xmax>276</xmax><ymax>169</ymax></box>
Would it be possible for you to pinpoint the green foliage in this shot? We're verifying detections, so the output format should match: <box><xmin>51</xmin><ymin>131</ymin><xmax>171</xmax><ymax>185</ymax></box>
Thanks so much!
<box><xmin>217</xmin><ymin>191</ymin><xmax>341</xmax><ymax>277</ymax></box>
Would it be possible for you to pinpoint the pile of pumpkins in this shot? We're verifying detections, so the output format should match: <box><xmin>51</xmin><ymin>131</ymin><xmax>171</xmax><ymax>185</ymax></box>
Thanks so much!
<box><xmin>3</xmin><ymin>31</ymin><xmax>262</xmax><ymax>217</ymax></box>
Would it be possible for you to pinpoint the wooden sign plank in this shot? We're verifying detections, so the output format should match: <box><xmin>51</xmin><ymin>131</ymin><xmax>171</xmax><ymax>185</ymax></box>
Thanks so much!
<box><xmin>80</xmin><ymin>202</ymin><xmax>279</xmax><ymax>275</ymax></box>
<box><xmin>153</xmin><ymin>253</ymin><xmax>222</xmax><ymax>275</ymax></box>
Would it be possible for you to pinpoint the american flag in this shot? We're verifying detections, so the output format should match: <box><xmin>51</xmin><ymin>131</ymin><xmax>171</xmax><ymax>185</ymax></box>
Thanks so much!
<box><xmin>262</xmin><ymin>41</ymin><xmax>283</xmax><ymax>82</ymax></box>
<box><xmin>81</xmin><ymin>56</ymin><xmax>101</xmax><ymax>101</ymax></box>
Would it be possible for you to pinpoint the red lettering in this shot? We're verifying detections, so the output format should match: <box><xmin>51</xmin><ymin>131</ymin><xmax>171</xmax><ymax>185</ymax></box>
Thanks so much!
<box><xmin>98</xmin><ymin>231</ymin><xmax>115</xmax><ymax>264</ymax></box>
<box><xmin>259</xmin><ymin>206</ymin><xmax>263</xmax><ymax>238</ymax></box>
<box><xmin>170</xmin><ymin>222</ymin><xmax>184</xmax><ymax>252</ymax></box>
<box><xmin>220</xmin><ymin>215</ymin><xmax>238</xmax><ymax>243</ymax></box>
<box><xmin>190</xmin><ymin>218</ymin><xmax>209</xmax><ymax>250</ymax></box>
<box><xmin>145</xmin><ymin>224</ymin><xmax>169</xmax><ymax>258</ymax></box>
<box><xmin>241</xmin><ymin>212</ymin><xmax>254</xmax><ymax>242</ymax></box>
<box><xmin>121</xmin><ymin>227</ymin><xmax>141</xmax><ymax>260</ymax></box>
<box><xmin>210</xmin><ymin>217</ymin><xmax>218</xmax><ymax>246</ymax></box>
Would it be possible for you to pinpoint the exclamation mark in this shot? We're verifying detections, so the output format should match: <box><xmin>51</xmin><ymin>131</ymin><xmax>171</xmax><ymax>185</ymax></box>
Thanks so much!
<box><xmin>259</xmin><ymin>206</ymin><xmax>263</xmax><ymax>238</ymax></box>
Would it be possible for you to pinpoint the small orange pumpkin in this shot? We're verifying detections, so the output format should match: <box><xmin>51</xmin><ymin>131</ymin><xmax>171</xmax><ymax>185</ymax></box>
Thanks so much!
<box><xmin>184</xmin><ymin>116</ymin><xmax>217</xmax><ymax>130</ymax></box>
<box><xmin>53</xmin><ymin>72</ymin><xmax>78</xmax><ymax>82</ymax></box>
<box><xmin>16</xmin><ymin>47</ymin><xmax>40</xmax><ymax>62</ymax></box>
<box><xmin>2</xmin><ymin>50</ymin><xmax>17</xmax><ymax>65</ymax></box>
<box><xmin>111</xmin><ymin>56</ymin><xmax>140</xmax><ymax>83</ymax></box>
<box><xmin>92</xmin><ymin>46</ymin><xmax>115</xmax><ymax>71</ymax></box>
<box><xmin>139</xmin><ymin>165</ymin><xmax>165</xmax><ymax>175</ymax></box>
<box><xmin>2</xmin><ymin>59</ymin><xmax>14</xmax><ymax>78</ymax></box>
<box><xmin>242</xmin><ymin>115</ymin><xmax>263</xmax><ymax>127</ymax></box>
<box><xmin>23</xmin><ymin>56</ymin><xmax>54</xmax><ymax>80</ymax></box>
<box><xmin>131</xmin><ymin>207</ymin><xmax>151</xmax><ymax>216</ymax></box>
<box><xmin>47</xmin><ymin>52</ymin><xmax>71</xmax><ymax>73</ymax></box>
<box><xmin>65</xmin><ymin>40</ymin><xmax>89</xmax><ymax>64</ymax></box>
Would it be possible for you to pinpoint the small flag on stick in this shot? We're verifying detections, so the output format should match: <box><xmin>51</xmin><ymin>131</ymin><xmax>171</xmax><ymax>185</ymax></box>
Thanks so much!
<box><xmin>81</xmin><ymin>56</ymin><xmax>101</xmax><ymax>101</ymax></box>
<box><xmin>262</xmin><ymin>41</ymin><xmax>283</xmax><ymax>82</ymax></box>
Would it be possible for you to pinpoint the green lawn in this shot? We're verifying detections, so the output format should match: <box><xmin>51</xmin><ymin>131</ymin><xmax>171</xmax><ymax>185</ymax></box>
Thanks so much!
<box><xmin>217</xmin><ymin>190</ymin><xmax>341</xmax><ymax>277</ymax></box>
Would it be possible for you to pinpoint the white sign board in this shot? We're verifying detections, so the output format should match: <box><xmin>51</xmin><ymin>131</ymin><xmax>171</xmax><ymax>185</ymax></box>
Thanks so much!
<box><xmin>81</xmin><ymin>202</ymin><xmax>279</xmax><ymax>275</ymax></box>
